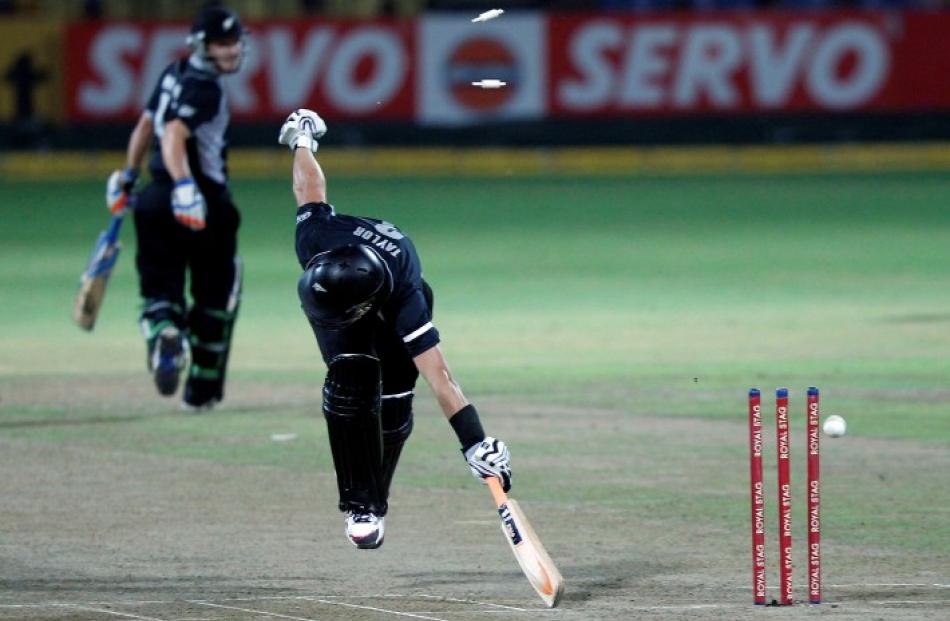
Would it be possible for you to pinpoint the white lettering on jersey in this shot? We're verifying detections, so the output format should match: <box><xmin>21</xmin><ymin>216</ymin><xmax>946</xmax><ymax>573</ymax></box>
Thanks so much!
<box><xmin>353</xmin><ymin>226</ymin><xmax>402</xmax><ymax>257</ymax></box>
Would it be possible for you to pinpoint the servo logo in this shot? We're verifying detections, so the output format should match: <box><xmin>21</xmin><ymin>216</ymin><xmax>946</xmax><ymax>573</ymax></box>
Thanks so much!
<box><xmin>447</xmin><ymin>37</ymin><xmax>517</xmax><ymax>110</ymax></box>
<box><xmin>498</xmin><ymin>504</ymin><xmax>523</xmax><ymax>545</ymax></box>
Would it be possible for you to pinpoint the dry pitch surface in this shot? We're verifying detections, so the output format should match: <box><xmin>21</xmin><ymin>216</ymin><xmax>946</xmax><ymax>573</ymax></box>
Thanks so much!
<box><xmin>1</xmin><ymin>380</ymin><xmax>947</xmax><ymax>621</ymax></box>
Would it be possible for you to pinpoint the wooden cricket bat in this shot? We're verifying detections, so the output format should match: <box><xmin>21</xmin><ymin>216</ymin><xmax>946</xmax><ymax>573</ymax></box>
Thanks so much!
<box><xmin>72</xmin><ymin>194</ymin><xmax>127</xmax><ymax>331</ymax></box>
<box><xmin>487</xmin><ymin>477</ymin><xmax>565</xmax><ymax>608</ymax></box>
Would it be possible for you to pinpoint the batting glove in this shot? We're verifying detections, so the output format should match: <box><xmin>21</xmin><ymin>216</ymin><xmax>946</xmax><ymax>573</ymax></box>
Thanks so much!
<box><xmin>106</xmin><ymin>167</ymin><xmax>137</xmax><ymax>215</ymax></box>
<box><xmin>278</xmin><ymin>109</ymin><xmax>327</xmax><ymax>154</ymax></box>
<box><xmin>464</xmin><ymin>436</ymin><xmax>512</xmax><ymax>492</ymax></box>
<box><xmin>171</xmin><ymin>178</ymin><xmax>207</xmax><ymax>231</ymax></box>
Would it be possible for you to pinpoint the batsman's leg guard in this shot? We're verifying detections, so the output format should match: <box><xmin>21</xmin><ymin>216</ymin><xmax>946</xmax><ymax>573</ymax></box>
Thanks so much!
<box><xmin>140</xmin><ymin>299</ymin><xmax>187</xmax><ymax>396</ymax></box>
<box><xmin>183</xmin><ymin>304</ymin><xmax>239</xmax><ymax>408</ymax></box>
<box><xmin>183</xmin><ymin>259</ymin><xmax>241</xmax><ymax>409</ymax></box>
<box><xmin>380</xmin><ymin>392</ymin><xmax>414</xmax><ymax>504</ymax></box>
<box><xmin>323</xmin><ymin>354</ymin><xmax>386</xmax><ymax>516</ymax></box>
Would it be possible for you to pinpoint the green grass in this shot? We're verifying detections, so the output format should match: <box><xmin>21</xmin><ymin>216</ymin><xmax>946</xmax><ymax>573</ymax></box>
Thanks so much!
<box><xmin>1</xmin><ymin>173</ymin><xmax>949</xmax><ymax>557</ymax></box>
<box><xmin>2</xmin><ymin>174</ymin><xmax>949</xmax><ymax>432</ymax></box>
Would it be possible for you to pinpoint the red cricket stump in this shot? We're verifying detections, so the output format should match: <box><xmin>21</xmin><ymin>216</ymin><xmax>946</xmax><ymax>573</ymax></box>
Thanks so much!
<box><xmin>807</xmin><ymin>387</ymin><xmax>822</xmax><ymax>604</ymax></box>
<box><xmin>775</xmin><ymin>388</ymin><xmax>793</xmax><ymax>606</ymax></box>
<box><xmin>748</xmin><ymin>389</ymin><xmax>767</xmax><ymax>604</ymax></box>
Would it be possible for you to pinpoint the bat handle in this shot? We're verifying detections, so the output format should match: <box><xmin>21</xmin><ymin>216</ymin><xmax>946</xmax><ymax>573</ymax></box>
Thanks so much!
<box><xmin>486</xmin><ymin>476</ymin><xmax>508</xmax><ymax>508</ymax></box>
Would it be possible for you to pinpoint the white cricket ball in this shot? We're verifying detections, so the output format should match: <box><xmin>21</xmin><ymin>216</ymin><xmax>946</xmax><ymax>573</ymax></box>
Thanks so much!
<box><xmin>823</xmin><ymin>415</ymin><xmax>847</xmax><ymax>438</ymax></box>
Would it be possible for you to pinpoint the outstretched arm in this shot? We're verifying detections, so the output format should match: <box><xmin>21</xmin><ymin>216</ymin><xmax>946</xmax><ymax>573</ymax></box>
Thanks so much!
<box><xmin>292</xmin><ymin>148</ymin><xmax>327</xmax><ymax>206</ymax></box>
<box><xmin>414</xmin><ymin>344</ymin><xmax>512</xmax><ymax>492</ymax></box>
<box><xmin>413</xmin><ymin>345</ymin><xmax>469</xmax><ymax>420</ymax></box>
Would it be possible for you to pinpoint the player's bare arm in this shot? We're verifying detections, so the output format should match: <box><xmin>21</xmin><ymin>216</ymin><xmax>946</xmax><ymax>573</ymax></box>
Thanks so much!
<box><xmin>161</xmin><ymin>118</ymin><xmax>207</xmax><ymax>230</ymax></box>
<box><xmin>292</xmin><ymin>148</ymin><xmax>327</xmax><ymax>206</ymax></box>
<box><xmin>413</xmin><ymin>343</ymin><xmax>511</xmax><ymax>494</ymax></box>
<box><xmin>125</xmin><ymin>113</ymin><xmax>153</xmax><ymax>171</ymax></box>
<box><xmin>280</xmin><ymin>109</ymin><xmax>328</xmax><ymax>206</ymax></box>
<box><xmin>105</xmin><ymin>112</ymin><xmax>153</xmax><ymax>216</ymax></box>
<box><xmin>161</xmin><ymin>119</ymin><xmax>192</xmax><ymax>181</ymax></box>
<box><xmin>413</xmin><ymin>345</ymin><xmax>469</xmax><ymax>420</ymax></box>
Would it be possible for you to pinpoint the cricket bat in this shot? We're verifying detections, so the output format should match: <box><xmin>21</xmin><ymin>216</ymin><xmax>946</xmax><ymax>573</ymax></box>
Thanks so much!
<box><xmin>72</xmin><ymin>193</ymin><xmax>128</xmax><ymax>331</ymax></box>
<box><xmin>487</xmin><ymin>477</ymin><xmax>565</xmax><ymax>608</ymax></box>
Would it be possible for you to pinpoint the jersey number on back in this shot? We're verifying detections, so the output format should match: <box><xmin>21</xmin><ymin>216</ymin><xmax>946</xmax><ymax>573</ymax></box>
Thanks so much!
<box><xmin>374</xmin><ymin>221</ymin><xmax>404</xmax><ymax>240</ymax></box>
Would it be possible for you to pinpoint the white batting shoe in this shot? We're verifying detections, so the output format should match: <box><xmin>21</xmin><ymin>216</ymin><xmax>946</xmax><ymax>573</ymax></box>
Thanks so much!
<box><xmin>345</xmin><ymin>511</ymin><xmax>385</xmax><ymax>549</ymax></box>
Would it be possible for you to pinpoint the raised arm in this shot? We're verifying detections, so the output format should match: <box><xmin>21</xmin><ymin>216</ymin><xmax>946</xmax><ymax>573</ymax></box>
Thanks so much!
<box><xmin>292</xmin><ymin>148</ymin><xmax>327</xmax><ymax>206</ymax></box>
<box><xmin>278</xmin><ymin>109</ymin><xmax>328</xmax><ymax>206</ymax></box>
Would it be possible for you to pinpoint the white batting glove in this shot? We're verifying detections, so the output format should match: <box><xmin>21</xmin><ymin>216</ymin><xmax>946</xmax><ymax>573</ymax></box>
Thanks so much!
<box><xmin>464</xmin><ymin>436</ymin><xmax>512</xmax><ymax>492</ymax></box>
<box><xmin>171</xmin><ymin>178</ymin><xmax>206</xmax><ymax>231</ymax></box>
<box><xmin>106</xmin><ymin>167</ymin><xmax>137</xmax><ymax>215</ymax></box>
<box><xmin>278</xmin><ymin>109</ymin><xmax>327</xmax><ymax>154</ymax></box>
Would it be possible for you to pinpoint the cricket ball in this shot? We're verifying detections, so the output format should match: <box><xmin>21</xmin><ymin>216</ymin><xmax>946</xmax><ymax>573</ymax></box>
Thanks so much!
<box><xmin>823</xmin><ymin>414</ymin><xmax>847</xmax><ymax>438</ymax></box>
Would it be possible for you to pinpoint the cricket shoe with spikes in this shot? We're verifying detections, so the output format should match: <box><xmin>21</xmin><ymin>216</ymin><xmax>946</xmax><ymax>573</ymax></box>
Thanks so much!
<box><xmin>149</xmin><ymin>326</ymin><xmax>187</xmax><ymax>396</ymax></box>
<box><xmin>345</xmin><ymin>511</ymin><xmax>385</xmax><ymax>549</ymax></box>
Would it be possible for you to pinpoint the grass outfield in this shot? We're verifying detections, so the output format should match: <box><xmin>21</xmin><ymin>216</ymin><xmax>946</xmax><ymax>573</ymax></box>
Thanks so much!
<box><xmin>1</xmin><ymin>173</ymin><xmax>949</xmax><ymax>616</ymax></box>
<box><xmin>3</xmin><ymin>174</ymin><xmax>949</xmax><ymax>421</ymax></box>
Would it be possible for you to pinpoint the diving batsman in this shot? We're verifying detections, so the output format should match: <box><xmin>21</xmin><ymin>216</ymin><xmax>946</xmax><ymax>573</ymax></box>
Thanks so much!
<box><xmin>279</xmin><ymin>109</ymin><xmax>513</xmax><ymax>548</ymax></box>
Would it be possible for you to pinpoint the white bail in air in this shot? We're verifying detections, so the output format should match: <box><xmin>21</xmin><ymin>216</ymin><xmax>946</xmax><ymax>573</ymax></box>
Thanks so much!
<box><xmin>471</xmin><ymin>9</ymin><xmax>504</xmax><ymax>23</ymax></box>
<box><xmin>471</xmin><ymin>79</ymin><xmax>507</xmax><ymax>89</ymax></box>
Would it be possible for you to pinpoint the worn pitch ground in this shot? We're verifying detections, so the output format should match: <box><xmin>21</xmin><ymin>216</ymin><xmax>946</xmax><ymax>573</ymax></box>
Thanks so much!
<box><xmin>0</xmin><ymin>379</ymin><xmax>948</xmax><ymax>620</ymax></box>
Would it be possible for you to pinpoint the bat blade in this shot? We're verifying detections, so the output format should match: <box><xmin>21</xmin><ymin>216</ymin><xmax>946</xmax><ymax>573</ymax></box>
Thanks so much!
<box><xmin>487</xmin><ymin>478</ymin><xmax>565</xmax><ymax>608</ymax></box>
<box><xmin>72</xmin><ymin>215</ymin><xmax>124</xmax><ymax>331</ymax></box>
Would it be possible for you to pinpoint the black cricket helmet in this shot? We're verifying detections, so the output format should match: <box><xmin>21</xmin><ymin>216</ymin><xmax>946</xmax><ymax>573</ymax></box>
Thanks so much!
<box><xmin>190</xmin><ymin>4</ymin><xmax>244</xmax><ymax>43</ymax></box>
<box><xmin>186</xmin><ymin>4</ymin><xmax>246</xmax><ymax>73</ymax></box>
<box><xmin>298</xmin><ymin>245</ymin><xmax>393</xmax><ymax>329</ymax></box>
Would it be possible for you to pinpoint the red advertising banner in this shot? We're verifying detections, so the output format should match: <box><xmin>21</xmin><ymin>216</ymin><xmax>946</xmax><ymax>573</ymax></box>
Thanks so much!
<box><xmin>64</xmin><ymin>19</ymin><xmax>415</xmax><ymax>122</ymax></box>
<box><xmin>63</xmin><ymin>12</ymin><xmax>950</xmax><ymax>123</ymax></box>
<box><xmin>549</xmin><ymin>11</ymin><xmax>950</xmax><ymax>116</ymax></box>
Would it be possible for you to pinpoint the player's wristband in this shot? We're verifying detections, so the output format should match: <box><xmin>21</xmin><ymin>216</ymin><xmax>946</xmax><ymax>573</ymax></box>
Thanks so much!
<box><xmin>450</xmin><ymin>404</ymin><xmax>485</xmax><ymax>451</ymax></box>
<box><xmin>293</xmin><ymin>135</ymin><xmax>318</xmax><ymax>153</ymax></box>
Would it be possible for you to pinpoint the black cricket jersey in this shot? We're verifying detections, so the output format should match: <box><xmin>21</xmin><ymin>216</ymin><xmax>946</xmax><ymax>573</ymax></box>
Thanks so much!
<box><xmin>295</xmin><ymin>202</ymin><xmax>440</xmax><ymax>358</ymax></box>
<box><xmin>144</xmin><ymin>56</ymin><xmax>230</xmax><ymax>192</ymax></box>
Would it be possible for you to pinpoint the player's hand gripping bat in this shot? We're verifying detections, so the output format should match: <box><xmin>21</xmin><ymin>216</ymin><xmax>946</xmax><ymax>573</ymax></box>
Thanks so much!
<box><xmin>72</xmin><ymin>192</ymin><xmax>129</xmax><ymax>331</ymax></box>
<box><xmin>486</xmin><ymin>477</ymin><xmax>565</xmax><ymax>607</ymax></box>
